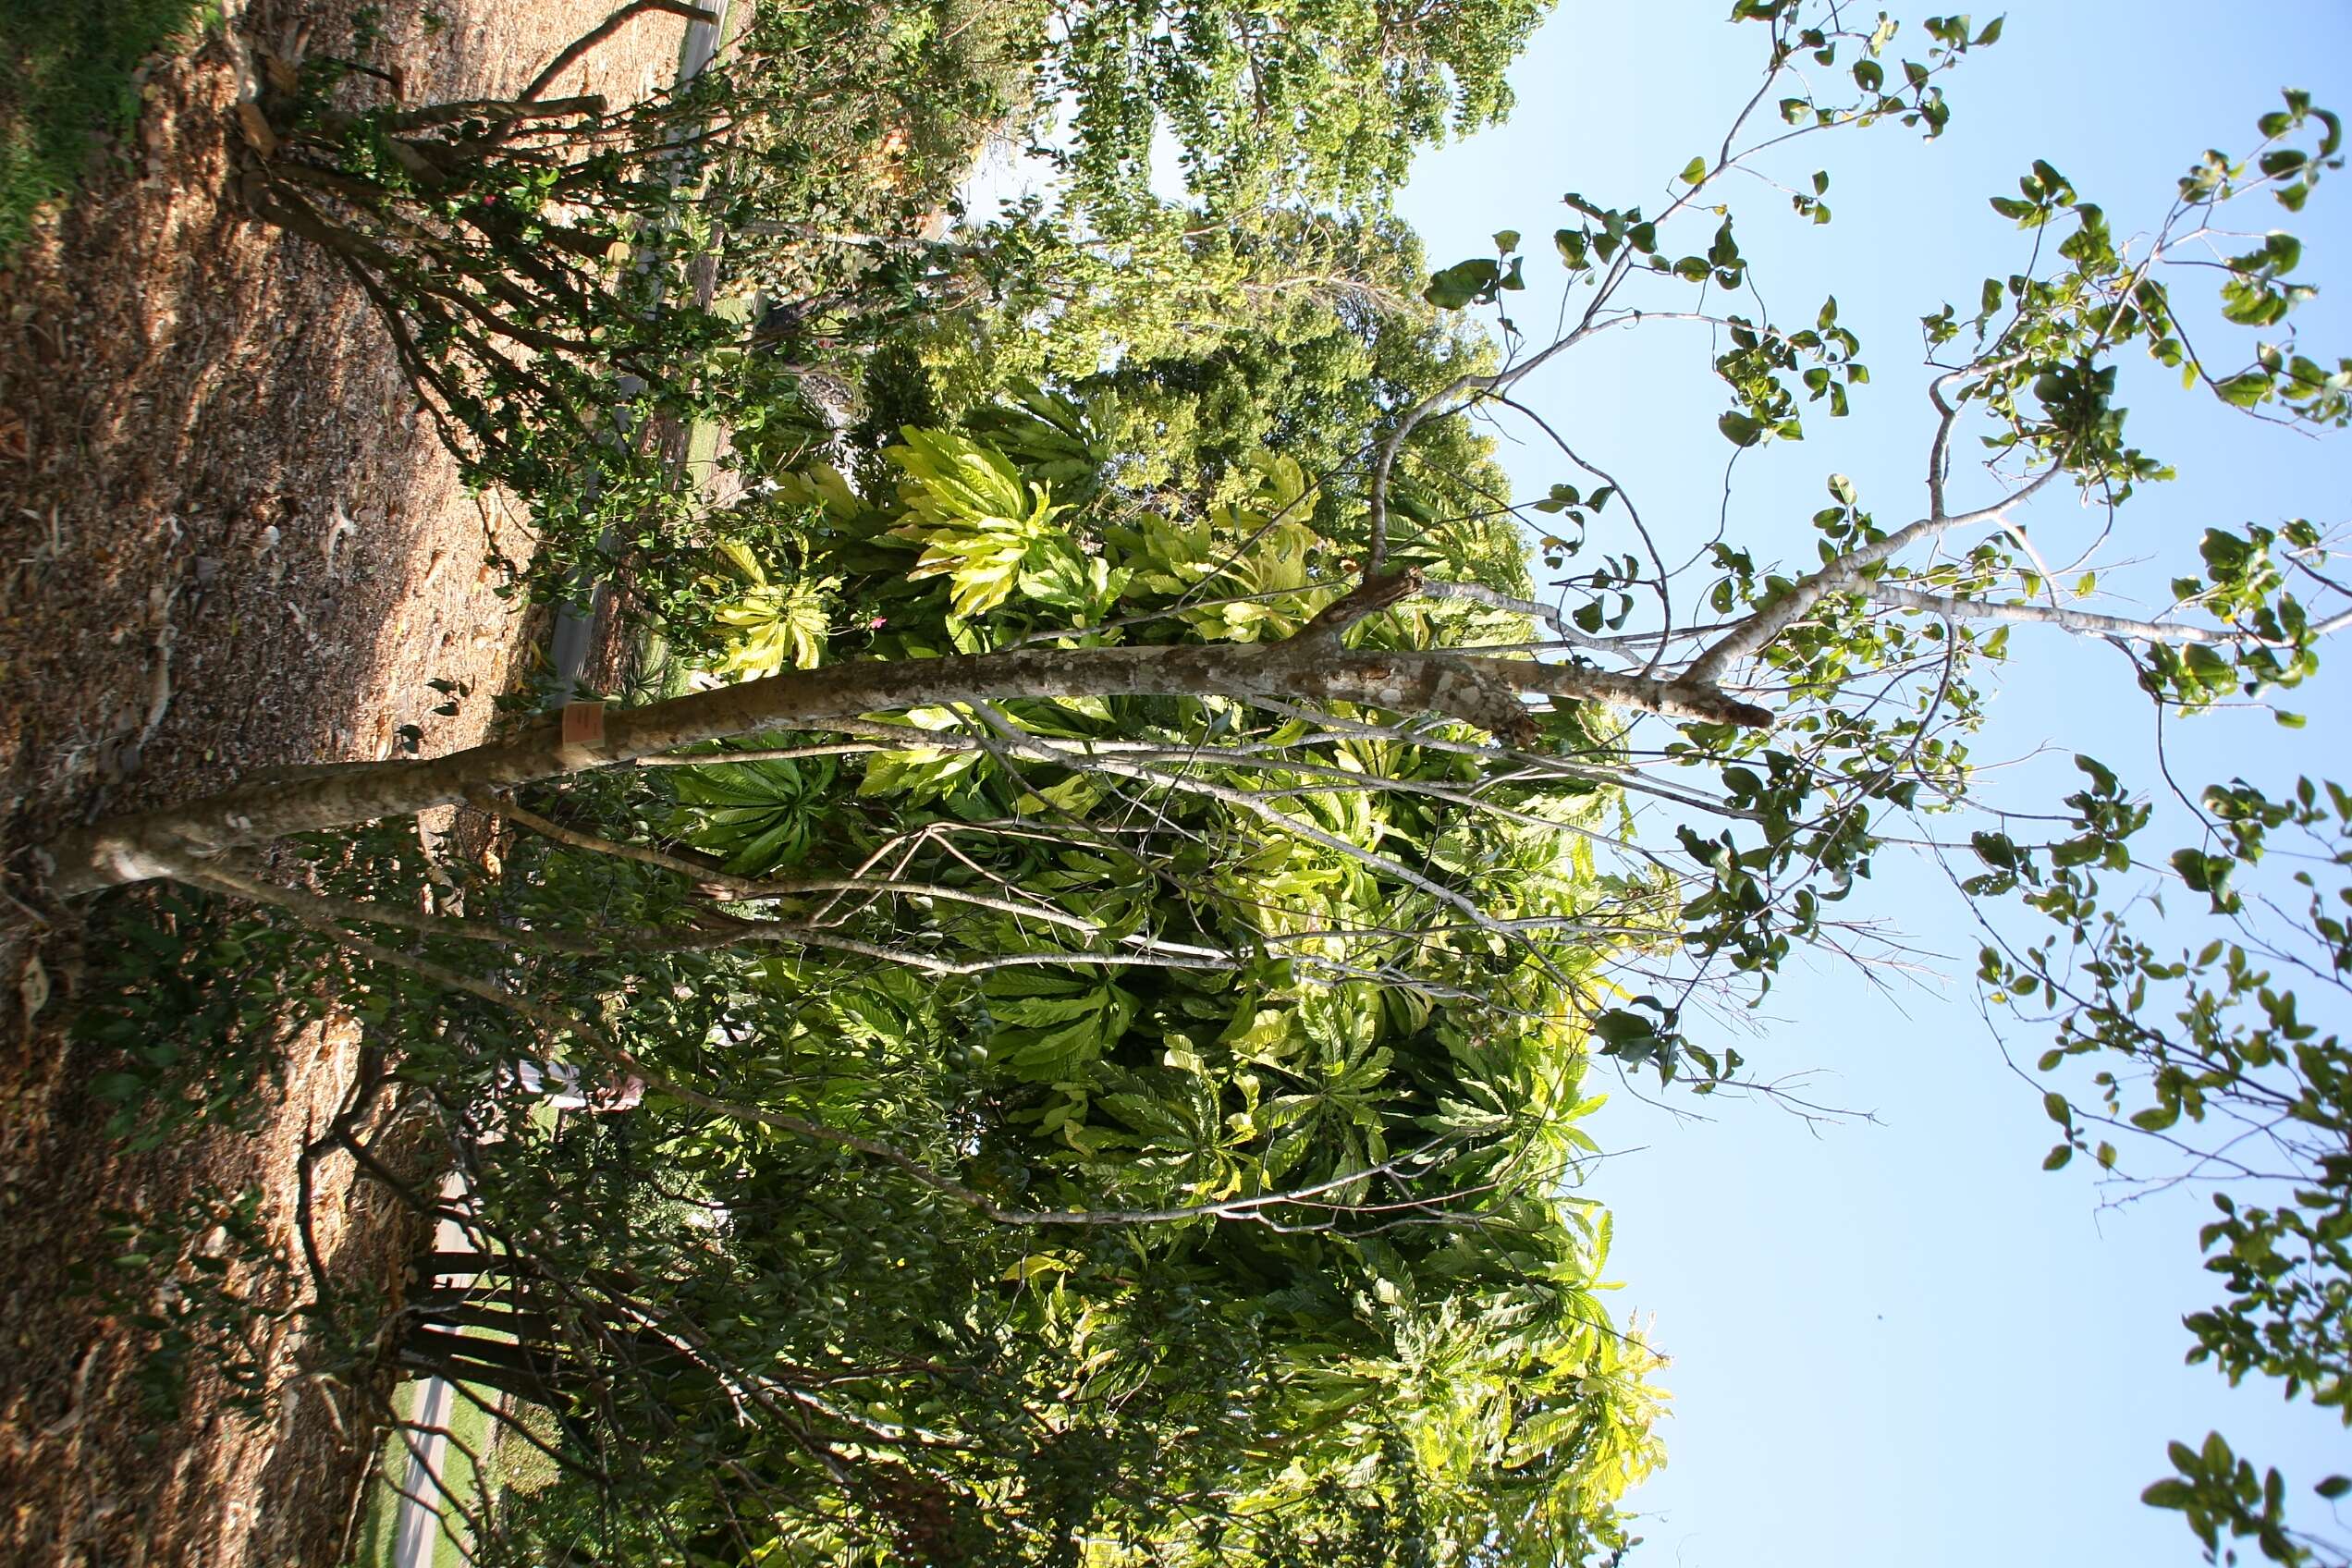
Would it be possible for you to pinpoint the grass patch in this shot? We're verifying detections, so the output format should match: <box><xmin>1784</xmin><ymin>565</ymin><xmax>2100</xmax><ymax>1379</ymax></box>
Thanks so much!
<box><xmin>0</xmin><ymin>0</ymin><xmax>217</xmax><ymax>258</ymax></box>
<box><xmin>430</xmin><ymin>1386</ymin><xmax>492</xmax><ymax>1568</ymax></box>
<box><xmin>351</xmin><ymin>1419</ymin><xmax>408</xmax><ymax>1568</ymax></box>
<box><xmin>352</xmin><ymin>1378</ymin><xmax>508</xmax><ymax>1568</ymax></box>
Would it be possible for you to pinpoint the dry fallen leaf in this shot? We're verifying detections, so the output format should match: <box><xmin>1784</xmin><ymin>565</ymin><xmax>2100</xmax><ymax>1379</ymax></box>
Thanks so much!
<box><xmin>19</xmin><ymin>953</ymin><xmax>50</xmax><ymax>1026</ymax></box>
<box><xmin>234</xmin><ymin>101</ymin><xmax>279</xmax><ymax>157</ymax></box>
<box><xmin>323</xmin><ymin>501</ymin><xmax>356</xmax><ymax>574</ymax></box>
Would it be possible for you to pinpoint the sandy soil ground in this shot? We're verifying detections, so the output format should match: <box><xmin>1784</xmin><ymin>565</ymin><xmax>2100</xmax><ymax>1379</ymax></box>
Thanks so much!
<box><xmin>0</xmin><ymin>0</ymin><xmax>690</xmax><ymax>1561</ymax></box>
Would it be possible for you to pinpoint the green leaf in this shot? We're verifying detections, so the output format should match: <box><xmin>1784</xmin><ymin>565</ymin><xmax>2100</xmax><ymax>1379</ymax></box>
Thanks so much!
<box><xmin>1718</xmin><ymin>411</ymin><xmax>1767</xmax><ymax>447</ymax></box>
<box><xmin>2216</xmin><ymin>371</ymin><xmax>2272</xmax><ymax>409</ymax></box>
<box><xmin>2170</xmin><ymin>849</ymin><xmax>2235</xmax><ymax>901</ymax></box>
<box><xmin>1424</xmin><ymin>258</ymin><xmax>1502</xmax><ymax>310</ymax></box>
<box><xmin>2043</xmin><ymin>1144</ymin><xmax>2073</xmax><ymax>1170</ymax></box>
<box><xmin>92</xmin><ymin>1072</ymin><xmax>148</xmax><ymax>1102</ymax></box>
<box><xmin>1678</xmin><ymin>155</ymin><xmax>1709</xmax><ymax>185</ymax></box>
<box><xmin>2317</xmin><ymin>1476</ymin><xmax>2352</xmax><ymax>1501</ymax></box>
<box><xmin>1492</xmin><ymin>228</ymin><xmax>1522</xmax><ymax>253</ymax></box>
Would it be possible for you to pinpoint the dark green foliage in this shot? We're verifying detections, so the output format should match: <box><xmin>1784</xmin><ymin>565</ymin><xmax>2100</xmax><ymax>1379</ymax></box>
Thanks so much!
<box><xmin>74</xmin><ymin>1185</ymin><xmax>285</xmax><ymax>1428</ymax></box>
<box><xmin>660</xmin><ymin>751</ymin><xmax>841</xmax><ymax>873</ymax></box>
<box><xmin>72</xmin><ymin>884</ymin><xmax>323</xmax><ymax>1148</ymax></box>
<box><xmin>1073</xmin><ymin>221</ymin><xmax>1513</xmax><ymax>560</ymax></box>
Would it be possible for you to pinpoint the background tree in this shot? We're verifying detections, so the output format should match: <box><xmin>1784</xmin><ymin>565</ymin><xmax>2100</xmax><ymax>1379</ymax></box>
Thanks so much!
<box><xmin>1043</xmin><ymin>0</ymin><xmax>1552</xmax><ymax>221</ymax></box>
<box><xmin>818</xmin><ymin>208</ymin><xmax>1523</xmax><ymax>584</ymax></box>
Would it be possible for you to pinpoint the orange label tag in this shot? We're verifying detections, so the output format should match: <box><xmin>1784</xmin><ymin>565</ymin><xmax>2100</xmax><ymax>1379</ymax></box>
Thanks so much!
<box><xmin>559</xmin><ymin>702</ymin><xmax>606</xmax><ymax>748</ymax></box>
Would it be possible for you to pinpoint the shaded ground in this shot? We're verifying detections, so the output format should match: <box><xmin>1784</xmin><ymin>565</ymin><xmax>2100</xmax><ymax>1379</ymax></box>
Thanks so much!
<box><xmin>0</xmin><ymin>0</ymin><xmax>690</xmax><ymax>1561</ymax></box>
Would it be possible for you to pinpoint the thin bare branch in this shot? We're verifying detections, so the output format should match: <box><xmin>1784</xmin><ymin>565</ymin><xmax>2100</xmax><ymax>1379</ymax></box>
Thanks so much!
<box><xmin>1868</xmin><ymin>582</ymin><xmax>2352</xmax><ymax>646</ymax></box>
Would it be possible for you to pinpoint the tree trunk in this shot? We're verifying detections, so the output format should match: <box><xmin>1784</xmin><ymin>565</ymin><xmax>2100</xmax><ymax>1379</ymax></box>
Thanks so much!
<box><xmin>43</xmin><ymin>616</ymin><xmax>1764</xmax><ymax>894</ymax></box>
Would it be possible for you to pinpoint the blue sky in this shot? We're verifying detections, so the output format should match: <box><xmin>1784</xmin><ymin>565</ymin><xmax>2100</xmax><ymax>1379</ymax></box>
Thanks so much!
<box><xmin>1390</xmin><ymin>3</ymin><xmax>2352</xmax><ymax>1563</ymax></box>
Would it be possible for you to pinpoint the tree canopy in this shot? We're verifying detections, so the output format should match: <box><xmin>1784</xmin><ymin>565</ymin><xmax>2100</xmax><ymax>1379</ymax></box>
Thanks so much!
<box><xmin>1045</xmin><ymin>0</ymin><xmax>1552</xmax><ymax>220</ymax></box>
